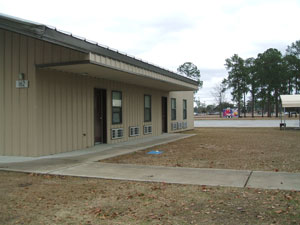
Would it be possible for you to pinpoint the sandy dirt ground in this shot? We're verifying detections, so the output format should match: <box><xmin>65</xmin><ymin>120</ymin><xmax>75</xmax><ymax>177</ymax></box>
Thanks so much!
<box><xmin>2</xmin><ymin>127</ymin><xmax>300</xmax><ymax>224</ymax></box>
<box><xmin>103</xmin><ymin>128</ymin><xmax>300</xmax><ymax>172</ymax></box>
<box><xmin>1</xmin><ymin>171</ymin><xmax>300</xmax><ymax>225</ymax></box>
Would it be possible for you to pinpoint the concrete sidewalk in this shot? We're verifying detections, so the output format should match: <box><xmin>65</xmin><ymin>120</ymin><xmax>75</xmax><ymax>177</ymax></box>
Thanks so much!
<box><xmin>52</xmin><ymin>163</ymin><xmax>300</xmax><ymax>191</ymax></box>
<box><xmin>0</xmin><ymin>133</ymin><xmax>194</xmax><ymax>163</ymax></box>
<box><xmin>0</xmin><ymin>133</ymin><xmax>194</xmax><ymax>171</ymax></box>
<box><xmin>1</xmin><ymin>133</ymin><xmax>300</xmax><ymax>191</ymax></box>
<box><xmin>1</xmin><ymin>161</ymin><xmax>300</xmax><ymax>191</ymax></box>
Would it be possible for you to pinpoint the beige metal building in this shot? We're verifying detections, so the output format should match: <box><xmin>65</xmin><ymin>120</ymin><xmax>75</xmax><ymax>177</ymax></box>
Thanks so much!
<box><xmin>0</xmin><ymin>14</ymin><xmax>198</xmax><ymax>157</ymax></box>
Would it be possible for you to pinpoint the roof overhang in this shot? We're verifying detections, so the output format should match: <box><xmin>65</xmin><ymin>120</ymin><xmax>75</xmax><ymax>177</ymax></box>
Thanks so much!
<box><xmin>37</xmin><ymin>60</ymin><xmax>198</xmax><ymax>91</ymax></box>
<box><xmin>0</xmin><ymin>13</ymin><xmax>199</xmax><ymax>91</ymax></box>
<box><xmin>280</xmin><ymin>95</ymin><xmax>300</xmax><ymax>108</ymax></box>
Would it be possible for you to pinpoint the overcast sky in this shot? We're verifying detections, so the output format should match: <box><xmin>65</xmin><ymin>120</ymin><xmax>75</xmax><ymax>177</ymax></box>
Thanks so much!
<box><xmin>1</xmin><ymin>0</ymin><xmax>300</xmax><ymax>104</ymax></box>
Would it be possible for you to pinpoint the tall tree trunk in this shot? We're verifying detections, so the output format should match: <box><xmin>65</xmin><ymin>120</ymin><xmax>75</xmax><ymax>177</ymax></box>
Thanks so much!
<box><xmin>295</xmin><ymin>74</ymin><xmax>300</xmax><ymax>94</ymax></box>
<box><xmin>238</xmin><ymin>99</ymin><xmax>241</xmax><ymax>117</ymax></box>
<box><xmin>288</xmin><ymin>78</ymin><xmax>291</xmax><ymax>118</ymax></box>
<box><xmin>275</xmin><ymin>89</ymin><xmax>279</xmax><ymax>117</ymax></box>
<box><xmin>262</xmin><ymin>101</ymin><xmax>264</xmax><ymax>117</ymax></box>
<box><xmin>219</xmin><ymin>98</ymin><xmax>222</xmax><ymax>118</ymax></box>
<box><xmin>288</xmin><ymin>80</ymin><xmax>292</xmax><ymax>119</ymax></box>
<box><xmin>237</xmin><ymin>83</ymin><xmax>241</xmax><ymax>117</ymax></box>
<box><xmin>267</xmin><ymin>91</ymin><xmax>271</xmax><ymax>117</ymax></box>
<box><xmin>251</xmin><ymin>92</ymin><xmax>255</xmax><ymax>118</ymax></box>
<box><xmin>288</xmin><ymin>79</ymin><xmax>292</xmax><ymax>94</ymax></box>
<box><xmin>243</xmin><ymin>92</ymin><xmax>246</xmax><ymax>117</ymax></box>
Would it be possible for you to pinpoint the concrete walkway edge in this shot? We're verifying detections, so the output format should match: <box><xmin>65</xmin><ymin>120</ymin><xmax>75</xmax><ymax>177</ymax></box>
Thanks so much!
<box><xmin>1</xmin><ymin>132</ymin><xmax>300</xmax><ymax>191</ymax></box>
<box><xmin>1</xmin><ymin>162</ymin><xmax>300</xmax><ymax>191</ymax></box>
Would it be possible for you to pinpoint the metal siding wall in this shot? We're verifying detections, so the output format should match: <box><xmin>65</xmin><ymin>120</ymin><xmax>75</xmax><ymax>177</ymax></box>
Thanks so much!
<box><xmin>0</xmin><ymin>30</ymin><xmax>40</xmax><ymax>156</ymax></box>
<box><xmin>36</xmin><ymin>36</ymin><xmax>86</xmax><ymax>155</ymax></box>
<box><xmin>12</xmin><ymin>33</ymin><xmax>20</xmax><ymax>155</ymax></box>
<box><xmin>1</xmin><ymin>29</ymin><xmax>193</xmax><ymax>156</ymax></box>
<box><xmin>169</xmin><ymin>91</ymin><xmax>194</xmax><ymax>132</ymax></box>
<box><xmin>0</xmin><ymin>30</ymin><xmax>4</xmax><ymax>155</ymax></box>
<box><xmin>108</xmin><ymin>83</ymin><xmax>167</xmax><ymax>144</ymax></box>
<box><xmin>66</xmin><ymin>74</ymin><xmax>73</xmax><ymax>151</ymax></box>
<box><xmin>20</xmin><ymin>35</ymin><xmax>28</xmax><ymax>155</ymax></box>
<box><xmin>27</xmin><ymin>37</ymin><xmax>37</xmax><ymax>156</ymax></box>
<box><xmin>187</xmin><ymin>92</ymin><xmax>195</xmax><ymax>129</ymax></box>
<box><xmin>0</xmin><ymin>29</ymin><xmax>87</xmax><ymax>156</ymax></box>
<box><xmin>4</xmin><ymin>31</ymin><xmax>12</xmax><ymax>155</ymax></box>
<box><xmin>151</xmin><ymin>92</ymin><xmax>163</xmax><ymax>135</ymax></box>
<box><xmin>60</xmin><ymin>74</ymin><xmax>67</xmax><ymax>152</ymax></box>
<box><xmin>36</xmin><ymin>67</ymin><xmax>169</xmax><ymax>155</ymax></box>
<box><xmin>36</xmin><ymin>70</ymin><xmax>93</xmax><ymax>154</ymax></box>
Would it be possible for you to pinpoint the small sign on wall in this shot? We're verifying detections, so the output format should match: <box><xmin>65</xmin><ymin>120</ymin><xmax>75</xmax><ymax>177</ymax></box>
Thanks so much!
<box><xmin>16</xmin><ymin>80</ymin><xmax>29</xmax><ymax>88</ymax></box>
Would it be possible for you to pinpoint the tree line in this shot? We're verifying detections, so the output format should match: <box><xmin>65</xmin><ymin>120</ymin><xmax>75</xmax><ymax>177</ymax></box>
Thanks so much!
<box><xmin>223</xmin><ymin>40</ymin><xmax>300</xmax><ymax>117</ymax></box>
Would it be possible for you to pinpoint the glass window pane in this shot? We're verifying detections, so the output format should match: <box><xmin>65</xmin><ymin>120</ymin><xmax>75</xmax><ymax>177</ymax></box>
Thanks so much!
<box><xmin>112</xmin><ymin>91</ymin><xmax>122</xmax><ymax>107</ymax></box>
<box><xmin>144</xmin><ymin>95</ymin><xmax>151</xmax><ymax>122</ymax></box>
<box><xmin>145</xmin><ymin>109</ymin><xmax>151</xmax><ymax>121</ymax></box>
<box><xmin>112</xmin><ymin>112</ymin><xmax>120</xmax><ymax>123</ymax></box>
<box><xmin>171</xmin><ymin>99</ymin><xmax>176</xmax><ymax>109</ymax></box>
<box><xmin>112</xmin><ymin>91</ymin><xmax>121</xmax><ymax>100</ymax></box>
<box><xmin>112</xmin><ymin>91</ymin><xmax>122</xmax><ymax>124</ymax></box>
<box><xmin>112</xmin><ymin>107</ymin><xmax>120</xmax><ymax>113</ymax></box>
<box><xmin>172</xmin><ymin>109</ymin><xmax>176</xmax><ymax>120</ymax></box>
<box><xmin>145</xmin><ymin>95</ymin><xmax>151</xmax><ymax>108</ymax></box>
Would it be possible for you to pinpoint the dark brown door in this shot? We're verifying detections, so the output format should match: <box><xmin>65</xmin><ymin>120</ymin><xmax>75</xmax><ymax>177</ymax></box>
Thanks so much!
<box><xmin>94</xmin><ymin>89</ymin><xmax>107</xmax><ymax>144</ymax></box>
<box><xmin>162</xmin><ymin>97</ymin><xmax>168</xmax><ymax>133</ymax></box>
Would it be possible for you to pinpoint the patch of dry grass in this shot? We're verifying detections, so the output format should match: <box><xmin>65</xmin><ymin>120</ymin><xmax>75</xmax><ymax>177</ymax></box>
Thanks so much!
<box><xmin>103</xmin><ymin>128</ymin><xmax>300</xmax><ymax>172</ymax></box>
<box><xmin>1</xmin><ymin>171</ymin><xmax>300</xmax><ymax>225</ymax></box>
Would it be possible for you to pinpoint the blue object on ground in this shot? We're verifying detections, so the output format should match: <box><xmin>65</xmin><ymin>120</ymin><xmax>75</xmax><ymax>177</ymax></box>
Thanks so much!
<box><xmin>147</xmin><ymin>150</ymin><xmax>163</xmax><ymax>155</ymax></box>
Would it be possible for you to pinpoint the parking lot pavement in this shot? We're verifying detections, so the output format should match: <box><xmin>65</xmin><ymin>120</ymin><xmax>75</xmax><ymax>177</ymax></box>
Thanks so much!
<box><xmin>194</xmin><ymin>119</ymin><xmax>300</xmax><ymax>127</ymax></box>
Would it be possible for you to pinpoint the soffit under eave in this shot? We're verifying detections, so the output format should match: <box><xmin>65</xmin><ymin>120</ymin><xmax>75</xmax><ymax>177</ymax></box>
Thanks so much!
<box><xmin>36</xmin><ymin>62</ymin><xmax>198</xmax><ymax>92</ymax></box>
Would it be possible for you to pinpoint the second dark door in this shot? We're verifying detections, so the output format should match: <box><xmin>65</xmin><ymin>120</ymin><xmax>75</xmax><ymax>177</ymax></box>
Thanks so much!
<box><xmin>162</xmin><ymin>97</ymin><xmax>168</xmax><ymax>133</ymax></box>
<box><xmin>94</xmin><ymin>88</ymin><xmax>107</xmax><ymax>144</ymax></box>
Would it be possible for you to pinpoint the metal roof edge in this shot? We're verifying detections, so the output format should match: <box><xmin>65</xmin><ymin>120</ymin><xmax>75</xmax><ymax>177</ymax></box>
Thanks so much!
<box><xmin>0</xmin><ymin>13</ymin><xmax>199</xmax><ymax>87</ymax></box>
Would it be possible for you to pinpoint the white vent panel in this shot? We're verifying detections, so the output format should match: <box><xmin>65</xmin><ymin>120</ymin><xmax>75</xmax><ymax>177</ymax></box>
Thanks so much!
<box><xmin>171</xmin><ymin>122</ymin><xmax>177</xmax><ymax>131</ymax></box>
<box><xmin>129</xmin><ymin>126</ymin><xmax>140</xmax><ymax>137</ymax></box>
<box><xmin>177</xmin><ymin>122</ymin><xmax>182</xmax><ymax>129</ymax></box>
<box><xmin>111</xmin><ymin>128</ymin><xmax>124</xmax><ymax>139</ymax></box>
<box><xmin>144</xmin><ymin>125</ymin><xmax>152</xmax><ymax>135</ymax></box>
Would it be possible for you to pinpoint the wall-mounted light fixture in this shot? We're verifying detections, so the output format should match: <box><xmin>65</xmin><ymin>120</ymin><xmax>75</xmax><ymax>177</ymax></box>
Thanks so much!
<box><xmin>18</xmin><ymin>73</ymin><xmax>25</xmax><ymax>80</ymax></box>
